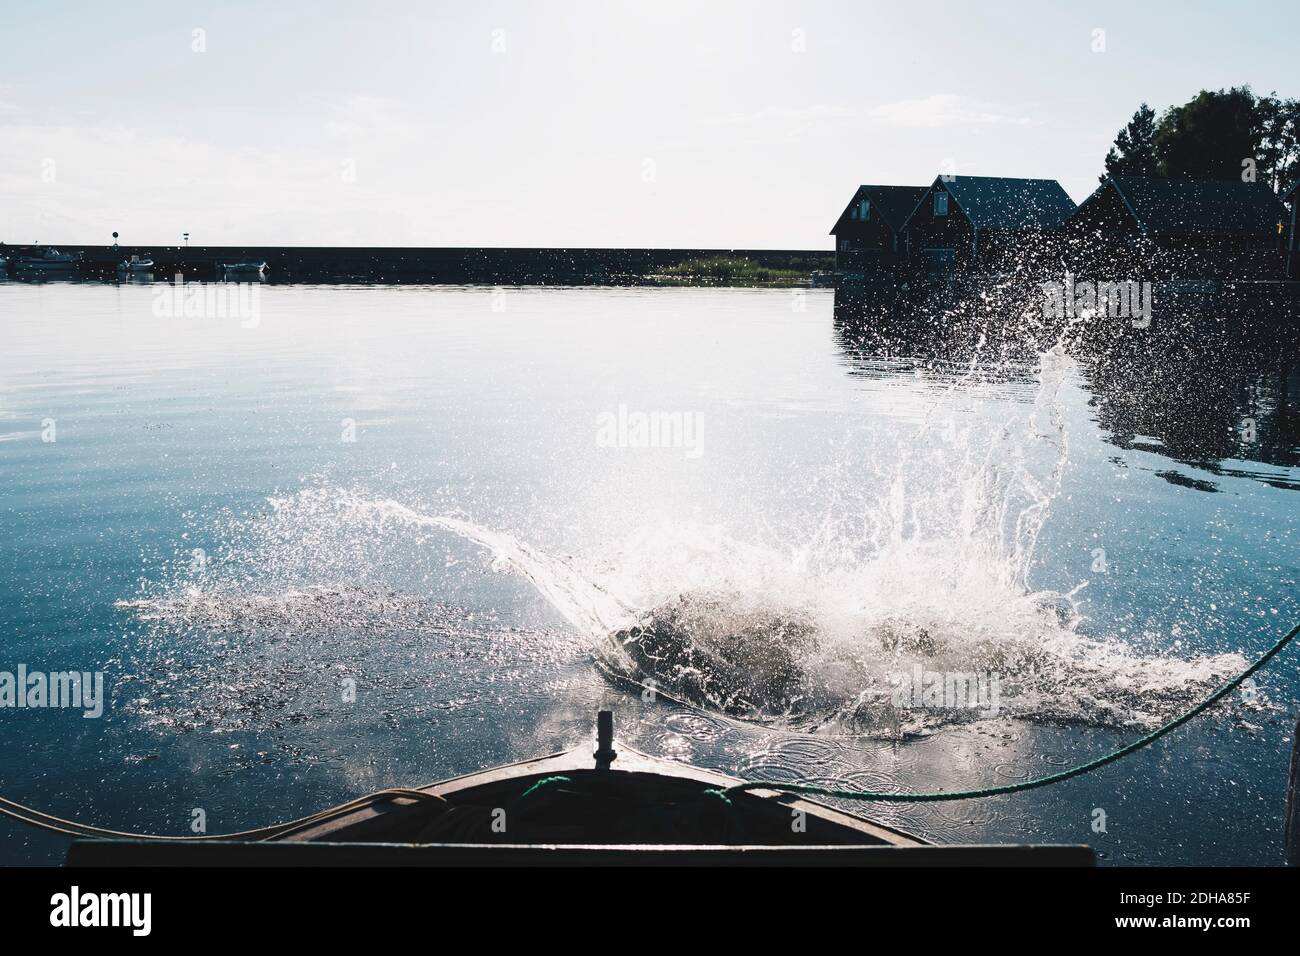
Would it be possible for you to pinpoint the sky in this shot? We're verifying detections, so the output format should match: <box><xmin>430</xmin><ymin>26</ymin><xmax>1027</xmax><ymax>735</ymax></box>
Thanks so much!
<box><xmin>1</xmin><ymin>0</ymin><xmax>1296</xmax><ymax>249</ymax></box>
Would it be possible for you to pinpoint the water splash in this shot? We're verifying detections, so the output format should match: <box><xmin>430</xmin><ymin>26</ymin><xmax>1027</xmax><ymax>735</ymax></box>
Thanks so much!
<box><xmin>117</xmin><ymin>349</ymin><xmax>1253</xmax><ymax>737</ymax></box>
<box><xmin>331</xmin><ymin>500</ymin><xmax>637</xmax><ymax>638</ymax></box>
<box><xmin>118</xmin><ymin>584</ymin><xmax>458</xmax><ymax>634</ymax></box>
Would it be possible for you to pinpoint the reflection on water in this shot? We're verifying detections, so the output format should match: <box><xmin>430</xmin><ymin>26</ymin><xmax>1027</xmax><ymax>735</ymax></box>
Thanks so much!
<box><xmin>0</xmin><ymin>282</ymin><xmax>1297</xmax><ymax>866</ymax></box>
<box><xmin>833</xmin><ymin>287</ymin><xmax>1300</xmax><ymax>492</ymax></box>
<box><xmin>1086</xmin><ymin>346</ymin><xmax>1300</xmax><ymax>491</ymax></box>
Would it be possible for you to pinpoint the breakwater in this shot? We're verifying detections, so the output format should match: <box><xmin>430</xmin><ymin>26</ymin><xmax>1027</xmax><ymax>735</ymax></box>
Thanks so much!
<box><xmin>0</xmin><ymin>244</ymin><xmax>832</xmax><ymax>285</ymax></box>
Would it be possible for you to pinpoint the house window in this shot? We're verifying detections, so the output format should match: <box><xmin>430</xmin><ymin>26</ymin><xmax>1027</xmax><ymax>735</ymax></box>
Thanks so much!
<box><xmin>849</xmin><ymin>206</ymin><xmax>858</xmax><ymax>220</ymax></box>
<box><xmin>858</xmin><ymin>199</ymin><xmax>870</xmax><ymax>220</ymax></box>
<box><xmin>934</xmin><ymin>192</ymin><xmax>949</xmax><ymax>216</ymax></box>
<box><xmin>838</xmin><ymin>239</ymin><xmax>850</xmax><ymax>251</ymax></box>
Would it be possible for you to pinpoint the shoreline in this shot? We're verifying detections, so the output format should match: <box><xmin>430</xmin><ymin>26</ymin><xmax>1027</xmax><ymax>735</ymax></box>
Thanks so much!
<box><xmin>0</xmin><ymin>243</ymin><xmax>833</xmax><ymax>285</ymax></box>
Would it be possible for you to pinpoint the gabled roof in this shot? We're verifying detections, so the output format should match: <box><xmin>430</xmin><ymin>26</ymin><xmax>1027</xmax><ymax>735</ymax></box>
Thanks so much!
<box><xmin>829</xmin><ymin>184</ymin><xmax>928</xmax><ymax>234</ymax></box>
<box><xmin>919</xmin><ymin>176</ymin><xmax>1076</xmax><ymax>230</ymax></box>
<box><xmin>1095</xmin><ymin>176</ymin><xmax>1288</xmax><ymax>236</ymax></box>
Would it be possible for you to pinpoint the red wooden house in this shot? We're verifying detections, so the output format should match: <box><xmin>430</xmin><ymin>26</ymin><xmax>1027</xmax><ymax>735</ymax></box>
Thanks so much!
<box><xmin>900</xmin><ymin>175</ymin><xmax>1076</xmax><ymax>275</ymax></box>
<box><xmin>1064</xmin><ymin>176</ymin><xmax>1289</xmax><ymax>280</ymax></box>
<box><xmin>829</xmin><ymin>184</ymin><xmax>928</xmax><ymax>280</ymax></box>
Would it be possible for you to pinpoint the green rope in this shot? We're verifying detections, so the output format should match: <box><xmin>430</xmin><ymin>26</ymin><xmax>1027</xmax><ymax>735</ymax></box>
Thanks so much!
<box><xmin>519</xmin><ymin>775</ymin><xmax>572</xmax><ymax>799</ymax></box>
<box><xmin>727</xmin><ymin>620</ymin><xmax>1300</xmax><ymax>804</ymax></box>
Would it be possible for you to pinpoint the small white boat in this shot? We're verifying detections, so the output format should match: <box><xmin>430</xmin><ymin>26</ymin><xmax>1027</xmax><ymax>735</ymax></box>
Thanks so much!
<box><xmin>116</xmin><ymin>255</ymin><xmax>154</xmax><ymax>277</ymax></box>
<box><xmin>218</xmin><ymin>260</ymin><xmax>268</xmax><ymax>281</ymax></box>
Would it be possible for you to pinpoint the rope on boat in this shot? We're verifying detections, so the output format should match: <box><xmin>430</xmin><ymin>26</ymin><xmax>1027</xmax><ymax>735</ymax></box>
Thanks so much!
<box><xmin>518</xmin><ymin>776</ymin><xmax>572</xmax><ymax>800</ymax></box>
<box><xmin>0</xmin><ymin>621</ymin><xmax>1296</xmax><ymax>842</ymax></box>
<box><xmin>725</xmin><ymin>620</ymin><xmax>1300</xmax><ymax>804</ymax></box>
<box><xmin>0</xmin><ymin>786</ymin><xmax>444</xmax><ymax>843</ymax></box>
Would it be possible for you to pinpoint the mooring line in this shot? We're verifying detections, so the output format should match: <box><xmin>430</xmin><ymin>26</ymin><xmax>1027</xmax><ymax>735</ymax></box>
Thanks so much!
<box><xmin>3</xmin><ymin>622</ymin><xmax>1297</xmax><ymax>842</ymax></box>
<box><xmin>0</xmin><ymin>787</ymin><xmax>444</xmax><ymax>843</ymax></box>
<box><xmin>726</xmin><ymin>620</ymin><xmax>1300</xmax><ymax>803</ymax></box>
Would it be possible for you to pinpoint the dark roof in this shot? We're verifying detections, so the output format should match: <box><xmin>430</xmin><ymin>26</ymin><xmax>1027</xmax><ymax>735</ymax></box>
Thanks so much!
<box><xmin>830</xmin><ymin>184</ymin><xmax>928</xmax><ymax>234</ymax></box>
<box><xmin>928</xmin><ymin>176</ymin><xmax>1077</xmax><ymax>230</ymax></box>
<box><xmin>1100</xmin><ymin>176</ymin><xmax>1288</xmax><ymax>236</ymax></box>
<box><xmin>868</xmin><ymin>185</ymin><xmax>931</xmax><ymax>228</ymax></box>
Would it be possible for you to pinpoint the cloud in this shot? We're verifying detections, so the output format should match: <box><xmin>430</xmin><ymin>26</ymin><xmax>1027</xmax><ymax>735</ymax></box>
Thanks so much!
<box><xmin>709</xmin><ymin>104</ymin><xmax>856</xmax><ymax>126</ymax></box>
<box><xmin>0</xmin><ymin>120</ymin><xmax>440</xmax><ymax>245</ymax></box>
<box><xmin>323</xmin><ymin>95</ymin><xmax>420</xmax><ymax>141</ymax></box>
<box><xmin>704</xmin><ymin>104</ymin><xmax>855</xmax><ymax>144</ymax></box>
<box><xmin>869</xmin><ymin>94</ymin><xmax>1034</xmax><ymax>128</ymax></box>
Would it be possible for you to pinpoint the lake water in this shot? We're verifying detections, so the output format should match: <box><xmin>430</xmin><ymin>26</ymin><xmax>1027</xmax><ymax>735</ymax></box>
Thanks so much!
<box><xmin>1</xmin><ymin>281</ymin><xmax>1297</xmax><ymax>865</ymax></box>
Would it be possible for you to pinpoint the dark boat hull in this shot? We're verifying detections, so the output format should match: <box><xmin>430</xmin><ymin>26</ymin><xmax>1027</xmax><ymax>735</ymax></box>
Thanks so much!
<box><xmin>66</xmin><ymin>743</ymin><xmax>1094</xmax><ymax>866</ymax></box>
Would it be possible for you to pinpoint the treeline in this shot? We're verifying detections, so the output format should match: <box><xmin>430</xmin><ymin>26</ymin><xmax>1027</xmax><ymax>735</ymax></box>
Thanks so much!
<box><xmin>1103</xmin><ymin>86</ymin><xmax>1299</xmax><ymax>190</ymax></box>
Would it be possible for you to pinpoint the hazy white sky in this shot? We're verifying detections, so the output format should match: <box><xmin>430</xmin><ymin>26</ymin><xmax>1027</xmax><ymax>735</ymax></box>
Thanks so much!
<box><xmin>2</xmin><ymin>0</ymin><xmax>1296</xmax><ymax>248</ymax></box>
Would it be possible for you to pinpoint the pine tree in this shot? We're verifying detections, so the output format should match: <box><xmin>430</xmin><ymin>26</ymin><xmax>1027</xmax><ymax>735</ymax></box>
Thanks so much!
<box><xmin>1102</xmin><ymin>104</ymin><xmax>1159</xmax><ymax>182</ymax></box>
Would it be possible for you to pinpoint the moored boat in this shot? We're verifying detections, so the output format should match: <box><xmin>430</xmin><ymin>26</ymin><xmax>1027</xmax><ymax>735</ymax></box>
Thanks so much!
<box><xmin>13</xmin><ymin>246</ymin><xmax>82</xmax><ymax>277</ymax></box>
<box><xmin>116</xmin><ymin>254</ymin><xmax>155</xmax><ymax>278</ymax></box>
<box><xmin>218</xmin><ymin>259</ymin><xmax>268</xmax><ymax>281</ymax></box>
<box><xmin>66</xmin><ymin>711</ymin><xmax>1095</xmax><ymax>866</ymax></box>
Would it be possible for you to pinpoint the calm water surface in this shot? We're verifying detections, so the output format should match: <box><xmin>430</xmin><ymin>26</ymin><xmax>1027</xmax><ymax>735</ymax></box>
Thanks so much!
<box><xmin>1</xmin><ymin>282</ymin><xmax>1297</xmax><ymax>864</ymax></box>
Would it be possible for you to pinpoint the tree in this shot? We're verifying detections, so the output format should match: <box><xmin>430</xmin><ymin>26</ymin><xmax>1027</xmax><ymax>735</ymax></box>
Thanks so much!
<box><xmin>1153</xmin><ymin>86</ymin><xmax>1263</xmax><ymax>179</ymax></box>
<box><xmin>1256</xmin><ymin>92</ymin><xmax>1300</xmax><ymax>191</ymax></box>
<box><xmin>1102</xmin><ymin>104</ymin><xmax>1158</xmax><ymax>182</ymax></box>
